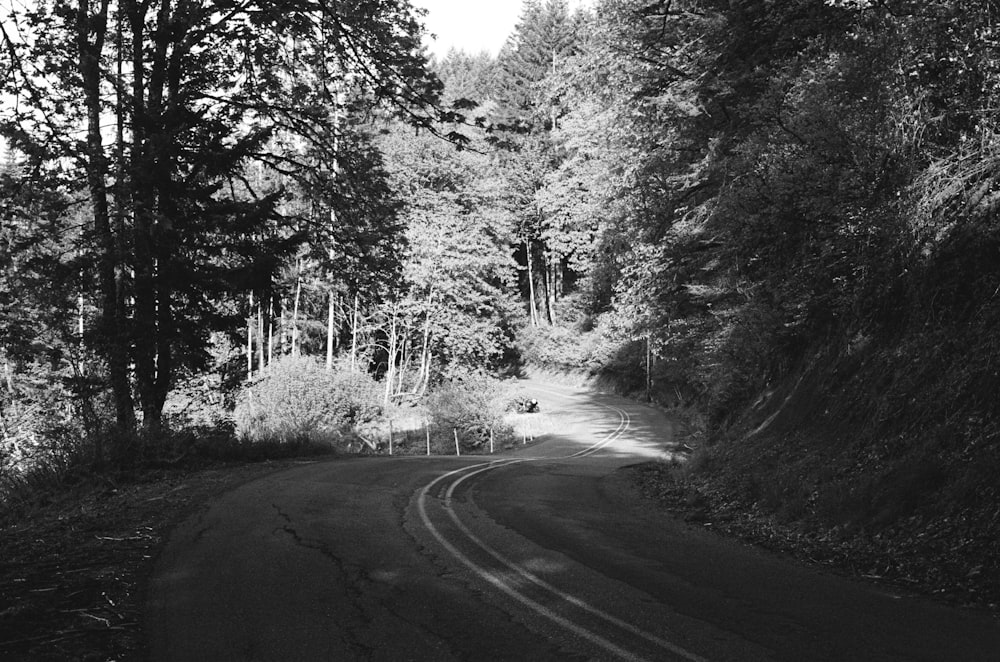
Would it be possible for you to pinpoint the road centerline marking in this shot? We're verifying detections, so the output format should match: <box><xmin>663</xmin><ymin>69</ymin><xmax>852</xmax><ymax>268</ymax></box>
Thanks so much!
<box><xmin>413</xmin><ymin>384</ymin><xmax>708</xmax><ymax>662</ymax></box>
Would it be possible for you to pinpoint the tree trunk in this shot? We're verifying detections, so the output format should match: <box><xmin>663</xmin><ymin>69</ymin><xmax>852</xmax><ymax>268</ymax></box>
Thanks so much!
<box><xmin>279</xmin><ymin>297</ymin><xmax>287</xmax><ymax>357</ymax></box>
<box><xmin>257</xmin><ymin>297</ymin><xmax>265</xmax><ymax>374</ymax></box>
<box><xmin>549</xmin><ymin>254</ymin><xmax>557</xmax><ymax>322</ymax></box>
<box><xmin>525</xmin><ymin>237</ymin><xmax>538</xmax><ymax>326</ymax></box>
<box><xmin>78</xmin><ymin>0</ymin><xmax>135</xmax><ymax>438</ymax></box>
<box><xmin>77</xmin><ymin>274</ymin><xmax>85</xmax><ymax>371</ymax></box>
<box><xmin>541</xmin><ymin>248</ymin><xmax>553</xmax><ymax>325</ymax></box>
<box><xmin>420</xmin><ymin>350</ymin><xmax>432</xmax><ymax>397</ymax></box>
<box><xmin>126</xmin><ymin>0</ymin><xmax>171</xmax><ymax>432</ymax></box>
<box><xmin>383</xmin><ymin>305</ymin><xmax>397</xmax><ymax>406</ymax></box>
<box><xmin>148</xmin><ymin>0</ymin><xmax>189</xmax><ymax>431</ymax></box>
<box><xmin>350</xmin><ymin>293</ymin><xmax>360</xmax><ymax>372</ymax></box>
<box><xmin>247</xmin><ymin>291</ymin><xmax>254</xmax><ymax>381</ymax></box>
<box><xmin>645</xmin><ymin>334</ymin><xmax>652</xmax><ymax>403</ymax></box>
<box><xmin>415</xmin><ymin>289</ymin><xmax>434</xmax><ymax>395</ymax></box>
<box><xmin>334</xmin><ymin>294</ymin><xmax>341</xmax><ymax>353</ymax></box>
<box><xmin>326</xmin><ymin>289</ymin><xmax>335</xmax><ymax>369</ymax></box>
<box><xmin>396</xmin><ymin>330</ymin><xmax>410</xmax><ymax>397</ymax></box>
<box><xmin>0</xmin><ymin>359</ymin><xmax>9</xmax><ymax>441</ymax></box>
<box><xmin>555</xmin><ymin>257</ymin><xmax>562</xmax><ymax>301</ymax></box>
<box><xmin>150</xmin><ymin>256</ymin><xmax>173</xmax><ymax>427</ymax></box>
<box><xmin>267</xmin><ymin>299</ymin><xmax>274</xmax><ymax>366</ymax></box>
<box><xmin>291</xmin><ymin>262</ymin><xmax>302</xmax><ymax>356</ymax></box>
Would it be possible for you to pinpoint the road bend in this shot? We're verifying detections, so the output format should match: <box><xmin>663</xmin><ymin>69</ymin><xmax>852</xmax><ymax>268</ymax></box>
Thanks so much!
<box><xmin>146</xmin><ymin>380</ymin><xmax>1000</xmax><ymax>661</ymax></box>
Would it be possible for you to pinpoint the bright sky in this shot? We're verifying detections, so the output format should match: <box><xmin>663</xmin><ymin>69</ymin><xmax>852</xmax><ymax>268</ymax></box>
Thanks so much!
<box><xmin>412</xmin><ymin>0</ymin><xmax>594</xmax><ymax>60</ymax></box>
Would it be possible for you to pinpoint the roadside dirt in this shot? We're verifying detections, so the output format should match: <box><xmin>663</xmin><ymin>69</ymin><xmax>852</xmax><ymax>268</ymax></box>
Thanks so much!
<box><xmin>627</xmin><ymin>462</ymin><xmax>1000</xmax><ymax>618</ymax></box>
<box><xmin>0</xmin><ymin>460</ymin><xmax>309</xmax><ymax>661</ymax></box>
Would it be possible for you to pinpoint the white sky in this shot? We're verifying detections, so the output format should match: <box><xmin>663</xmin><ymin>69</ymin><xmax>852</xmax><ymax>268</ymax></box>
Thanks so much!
<box><xmin>412</xmin><ymin>0</ymin><xmax>594</xmax><ymax>60</ymax></box>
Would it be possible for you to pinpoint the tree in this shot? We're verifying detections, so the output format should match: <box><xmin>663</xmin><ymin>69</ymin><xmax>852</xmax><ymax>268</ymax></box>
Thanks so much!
<box><xmin>489</xmin><ymin>0</ymin><xmax>593</xmax><ymax>326</ymax></box>
<box><xmin>495</xmin><ymin>0</ymin><xmax>582</xmax><ymax>126</ymax></box>
<box><xmin>380</xmin><ymin>103</ymin><xmax>519</xmax><ymax>389</ymax></box>
<box><xmin>0</xmin><ymin>159</ymin><xmax>93</xmax><ymax>460</ymax></box>
<box><xmin>1</xmin><ymin>0</ymin><xmax>441</xmax><ymax>439</ymax></box>
<box><xmin>434</xmin><ymin>48</ymin><xmax>496</xmax><ymax>104</ymax></box>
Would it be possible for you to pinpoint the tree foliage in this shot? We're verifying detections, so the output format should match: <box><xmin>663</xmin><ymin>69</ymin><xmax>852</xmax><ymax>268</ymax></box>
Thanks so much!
<box><xmin>6</xmin><ymin>0</ymin><xmax>1000</xmax><ymax>538</ymax></box>
<box><xmin>0</xmin><ymin>0</ymin><xmax>440</xmax><ymax>444</ymax></box>
<box><xmin>379</xmin><ymin>62</ymin><xmax>520</xmax><ymax>387</ymax></box>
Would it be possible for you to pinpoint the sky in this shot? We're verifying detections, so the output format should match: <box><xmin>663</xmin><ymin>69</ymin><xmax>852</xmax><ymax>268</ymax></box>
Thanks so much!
<box><xmin>412</xmin><ymin>0</ymin><xmax>594</xmax><ymax>60</ymax></box>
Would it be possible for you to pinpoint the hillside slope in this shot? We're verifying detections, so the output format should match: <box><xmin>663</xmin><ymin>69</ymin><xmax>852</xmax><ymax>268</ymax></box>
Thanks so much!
<box><xmin>637</xmin><ymin>230</ymin><xmax>1000</xmax><ymax>609</ymax></box>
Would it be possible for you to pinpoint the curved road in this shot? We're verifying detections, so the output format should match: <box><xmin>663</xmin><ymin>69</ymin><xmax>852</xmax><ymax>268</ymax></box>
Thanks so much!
<box><xmin>147</xmin><ymin>381</ymin><xmax>1000</xmax><ymax>661</ymax></box>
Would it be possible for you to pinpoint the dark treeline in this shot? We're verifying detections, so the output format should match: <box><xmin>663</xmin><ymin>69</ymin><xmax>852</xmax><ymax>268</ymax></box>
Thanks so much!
<box><xmin>2</xmin><ymin>0</ymin><xmax>999</xmax><ymax>583</ymax></box>
<box><xmin>417</xmin><ymin>0</ymin><xmax>1000</xmax><ymax>585</ymax></box>
<box><xmin>520</xmin><ymin>0</ymin><xmax>999</xmax><ymax>588</ymax></box>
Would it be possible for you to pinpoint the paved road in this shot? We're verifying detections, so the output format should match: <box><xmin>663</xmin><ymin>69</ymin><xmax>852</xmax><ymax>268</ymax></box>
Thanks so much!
<box><xmin>147</xmin><ymin>381</ymin><xmax>1000</xmax><ymax>661</ymax></box>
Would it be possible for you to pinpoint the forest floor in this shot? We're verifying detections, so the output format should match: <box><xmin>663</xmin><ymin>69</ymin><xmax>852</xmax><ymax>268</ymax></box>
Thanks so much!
<box><xmin>628</xmin><ymin>462</ymin><xmax>1000</xmax><ymax>618</ymax></box>
<box><xmin>0</xmin><ymin>459</ymin><xmax>312</xmax><ymax>662</ymax></box>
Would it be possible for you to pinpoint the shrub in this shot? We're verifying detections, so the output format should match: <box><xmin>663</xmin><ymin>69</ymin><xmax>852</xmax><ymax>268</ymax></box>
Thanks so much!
<box><xmin>233</xmin><ymin>355</ymin><xmax>382</xmax><ymax>445</ymax></box>
<box><xmin>426</xmin><ymin>372</ymin><xmax>513</xmax><ymax>448</ymax></box>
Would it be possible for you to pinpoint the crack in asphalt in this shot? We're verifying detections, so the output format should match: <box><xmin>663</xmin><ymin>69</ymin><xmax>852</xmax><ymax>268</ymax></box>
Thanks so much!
<box><xmin>258</xmin><ymin>474</ymin><xmax>586</xmax><ymax>662</ymax></box>
<box><xmin>270</xmin><ymin>503</ymin><xmax>474</xmax><ymax>660</ymax></box>
<box><xmin>270</xmin><ymin>503</ymin><xmax>377</xmax><ymax>660</ymax></box>
<box><xmin>190</xmin><ymin>525</ymin><xmax>212</xmax><ymax>544</ymax></box>
<box><xmin>271</xmin><ymin>501</ymin><xmax>478</xmax><ymax>661</ymax></box>
<box><xmin>185</xmin><ymin>509</ymin><xmax>212</xmax><ymax>545</ymax></box>
<box><xmin>402</xmin><ymin>483</ymin><xmax>586</xmax><ymax>661</ymax></box>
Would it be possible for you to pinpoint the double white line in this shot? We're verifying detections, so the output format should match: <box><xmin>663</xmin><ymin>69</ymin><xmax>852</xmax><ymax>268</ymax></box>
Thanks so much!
<box><xmin>415</xmin><ymin>393</ymin><xmax>707</xmax><ymax>662</ymax></box>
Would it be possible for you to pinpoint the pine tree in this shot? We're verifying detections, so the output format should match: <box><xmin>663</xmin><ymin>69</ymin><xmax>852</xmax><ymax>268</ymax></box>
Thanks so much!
<box><xmin>496</xmin><ymin>0</ymin><xmax>580</xmax><ymax>124</ymax></box>
<box><xmin>491</xmin><ymin>0</ymin><xmax>592</xmax><ymax>325</ymax></box>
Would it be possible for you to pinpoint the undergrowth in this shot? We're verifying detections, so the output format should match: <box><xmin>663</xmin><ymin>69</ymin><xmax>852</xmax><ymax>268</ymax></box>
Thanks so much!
<box><xmin>0</xmin><ymin>424</ymin><xmax>339</xmax><ymax>521</ymax></box>
<box><xmin>1</xmin><ymin>358</ymin><xmax>532</xmax><ymax>514</ymax></box>
<box><xmin>425</xmin><ymin>372</ymin><xmax>516</xmax><ymax>451</ymax></box>
<box><xmin>233</xmin><ymin>355</ymin><xmax>382</xmax><ymax>447</ymax></box>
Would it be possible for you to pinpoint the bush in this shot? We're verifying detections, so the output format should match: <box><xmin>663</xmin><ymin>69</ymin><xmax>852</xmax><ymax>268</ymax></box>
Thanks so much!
<box><xmin>233</xmin><ymin>356</ymin><xmax>382</xmax><ymax>445</ymax></box>
<box><xmin>426</xmin><ymin>372</ymin><xmax>513</xmax><ymax>448</ymax></box>
<box><xmin>517</xmin><ymin>315</ymin><xmax>620</xmax><ymax>376</ymax></box>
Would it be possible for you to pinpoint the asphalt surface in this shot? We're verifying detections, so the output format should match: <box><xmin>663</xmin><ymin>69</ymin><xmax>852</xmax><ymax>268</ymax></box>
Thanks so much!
<box><xmin>146</xmin><ymin>381</ymin><xmax>1000</xmax><ymax>661</ymax></box>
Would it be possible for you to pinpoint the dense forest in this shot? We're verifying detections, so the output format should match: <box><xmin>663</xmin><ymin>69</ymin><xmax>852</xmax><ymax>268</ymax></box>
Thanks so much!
<box><xmin>2</xmin><ymin>0</ymin><xmax>999</xmax><ymax>602</ymax></box>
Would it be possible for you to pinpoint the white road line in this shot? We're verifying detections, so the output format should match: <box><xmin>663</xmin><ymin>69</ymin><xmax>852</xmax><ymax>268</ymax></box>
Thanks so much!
<box><xmin>441</xmin><ymin>464</ymin><xmax>707</xmax><ymax>662</ymax></box>
<box><xmin>569</xmin><ymin>407</ymin><xmax>630</xmax><ymax>458</ymax></box>
<box><xmin>417</xmin><ymin>462</ymin><xmax>644</xmax><ymax>662</ymax></box>
<box><xmin>415</xmin><ymin>385</ymin><xmax>708</xmax><ymax>662</ymax></box>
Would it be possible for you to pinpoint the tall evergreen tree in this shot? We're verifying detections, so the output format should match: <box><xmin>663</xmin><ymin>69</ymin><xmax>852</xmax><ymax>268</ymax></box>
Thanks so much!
<box><xmin>492</xmin><ymin>0</ymin><xmax>592</xmax><ymax>325</ymax></box>
<box><xmin>496</xmin><ymin>0</ymin><xmax>581</xmax><ymax>125</ymax></box>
